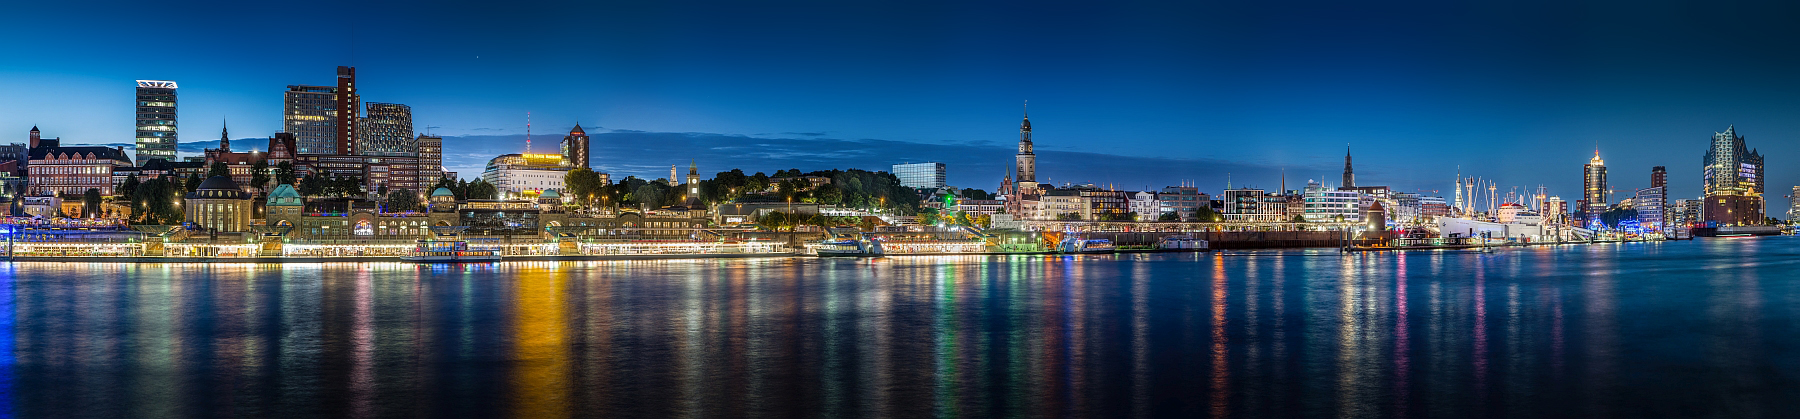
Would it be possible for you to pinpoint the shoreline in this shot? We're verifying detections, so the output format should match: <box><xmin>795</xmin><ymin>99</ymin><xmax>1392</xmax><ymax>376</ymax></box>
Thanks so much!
<box><xmin>0</xmin><ymin>237</ymin><xmax>1737</xmax><ymax>263</ymax></box>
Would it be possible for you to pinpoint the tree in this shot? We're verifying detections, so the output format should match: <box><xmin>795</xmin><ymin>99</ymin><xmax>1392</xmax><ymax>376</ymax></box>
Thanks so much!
<box><xmin>1291</xmin><ymin>214</ymin><xmax>1307</xmax><ymax>223</ymax></box>
<box><xmin>1158</xmin><ymin>211</ymin><xmax>1181</xmax><ymax>221</ymax></box>
<box><xmin>82</xmin><ymin>188</ymin><xmax>102</xmax><ymax>218</ymax></box>
<box><xmin>250</xmin><ymin>160</ymin><xmax>270</xmax><ymax>193</ymax></box>
<box><xmin>564</xmin><ymin>168</ymin><xmax>605</xmax><ymax>208</ymax></box>
<box><xmin>1057</xmin><ymin>213</ymin><xmax>1082</xmax><ymax>221</ymax></box>
<box><xmin>632</xmin><ymin>184</ymin><xmax>665</xmax><ymax>209</ymax></box>
<box><xmin>815</xmin><ymin>183</ymin><xmax>844</xmax><ymax>206</ymax></box>
<box><xmin>132</xmin><ymin>178</ymin><xmax>183</xmax><ymax>225</ymax></box>
<box><xmin>1194</xmin><ymin>206</ymin><xmax>1222</xmax><ymax>222</ymax></box>
<box><xmin>275</xmin><ymin>161</ymin><xmax>297</xmax><ymax>186</ymax></box>
<box><xmin>299</xmin><ymin>173</ymin><xmax>326</xmax><ymax>197</ymax></box>
<box><xmin>208</xmin><ymin>162</ymin><xmax>229</xmax><ymax>179</ymax></box>
<box><xmin>120</xmin><ymin>175</ymin><xmax>141</xmax><ymax>201</ymax></box>
<box><xmin>385</xmin><ymin>188</ymin><xmax>420</xmax><ymax>212</ymax></box>
<box><xmin>184</xmin><ymin>173</ymin><xmax>203</xmax><ymax>193</ymax></box>
<box><xmin>465</xmin><ymin>179</ymin><xmax>498</xmax><ymax>200</ymax></box>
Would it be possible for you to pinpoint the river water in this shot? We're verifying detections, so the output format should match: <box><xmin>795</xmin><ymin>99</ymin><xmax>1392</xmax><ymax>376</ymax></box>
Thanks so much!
<box><xmin>2</xmin><ymin>237</ymin><xmax>1798</xmax><ymax>418</ymax></box>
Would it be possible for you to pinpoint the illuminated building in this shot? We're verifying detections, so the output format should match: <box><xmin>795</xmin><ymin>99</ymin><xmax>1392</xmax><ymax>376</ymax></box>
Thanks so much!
<box><xmin>560</xmin><ymin>124</ymin><xmax>590</xmax><ymax>169</ymax></box>
<box><xmin>27</xmin><ymin>134</ymin><xmax>133</xmax><ymax>197</ymax></box>
<box><xmin>284</xmin><ymin>66</ymin><xmax>360</xmax><ymax>155</ymax></box>
<box><xmin>284</xmin><ymin>85</ymin><xmax>341</xmax><ymax>155</ymax></box>
<box><xmin>1789</xmin><ymin>186</ymin><xmax>1800</xmax><ymax>222</ymax></box>
<box><xmin>1157</xmin><ymin>184</ymin><xmax>1207</xmax><ymax>221</ymax></box>
<box><xmin>134</xmin><ymin>80</ymin><xmax>178</xmax><ymax>163</ymax></box>
<box><xmin>1015</xmin><ymin>102</ymin><xmax>1036</xmax><ymax>192</ymax></box>
<box><xmin>417</xmin><ymin>135</ymin><xmax>443</xmax><ymax>182</ymax></box>
<box><xmin>356</xmin><ymin>103</ymin><xmax>414</xmax><ymax>156</ymax></box>
<box><xmin>184</xmin><ymin>176</ymin><xmax>252</xmax><ymax>232</ymax></box>
<box><xmin>1580</xmin><ymin>151</ymin><xmax>1608</xmax><ymax>225</ymax></box>
<box><xmin>892</xmin><ymin>162</ymin><xmax>946</xmax><ymax>189</ymax></box>
<box><xmin>1303</xmin><ymin>181</ymin><xmax>1360</xmax><ymax>222</ymax></box>
<box><xmin>1701</xmin><ymin>125</ymin><xmax>1765</xmax><ymax>226</ymax></box>
<box><xmin>482</xmin><ymin>153</ymin><xmax>572</xmax><ymax>199</ymax></box>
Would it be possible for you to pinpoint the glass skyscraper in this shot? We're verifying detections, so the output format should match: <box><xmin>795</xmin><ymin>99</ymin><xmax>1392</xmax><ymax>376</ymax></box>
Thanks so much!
<box><xmin>357</xmin><ymin>103</ymin><xmax>415</xmax><ymax>156</ymax></box>
<box><xmin>134</xmin><ymin>80</ymin><xmax>178</xmax><ymax>163</ymax></box>
<box><xmin>893</xmin><ymin>162</ymin><xmax>946</xmax><ymax>189</ymax></box>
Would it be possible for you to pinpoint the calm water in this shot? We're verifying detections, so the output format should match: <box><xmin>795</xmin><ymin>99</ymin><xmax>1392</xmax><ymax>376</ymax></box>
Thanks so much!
<box><xmin>3</xmin><ymin>238</ymin><xmax>1799</xmax><ymax>418</ymax></box>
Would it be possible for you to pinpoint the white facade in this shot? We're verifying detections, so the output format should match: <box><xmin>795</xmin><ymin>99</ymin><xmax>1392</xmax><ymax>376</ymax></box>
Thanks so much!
<box><xmin>1303</xmin><ymin>183</ymin><xmax>1361</xmax><ymax>222</ymax></box>
<box><xmin>1129</xmin><ymin>191</ymin><xmax>1160</xmax><ymax>221</ymax></box>
<box><xmin>1635</xmin><ymin>186</ymin><xmax>1665</xmax><ymax>232</ymax></box>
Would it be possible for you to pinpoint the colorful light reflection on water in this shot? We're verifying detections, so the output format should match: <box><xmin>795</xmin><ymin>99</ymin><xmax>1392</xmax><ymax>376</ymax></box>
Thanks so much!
<box><xmin>2</xmin><ymin>238</ymin><xmax>1800</xmax><ymax>417</ymax></box>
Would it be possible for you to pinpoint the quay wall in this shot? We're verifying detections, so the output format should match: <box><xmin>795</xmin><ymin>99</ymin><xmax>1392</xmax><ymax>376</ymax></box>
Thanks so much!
<box><xmin>1085</xmin><ymin>231</ymin><xmax>1376</xmax><ymax>249</ymax></box>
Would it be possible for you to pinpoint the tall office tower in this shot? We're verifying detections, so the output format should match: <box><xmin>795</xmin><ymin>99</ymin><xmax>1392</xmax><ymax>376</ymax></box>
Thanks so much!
<box><xmin>1651</xmin><ymin>166</ymin><xmax>1667</xmax><ymax>188</ymax></box>
<box><xmin>1342</xmin><ymin>145</ymin><xmax>1355</xmax><ymax>188</ymax></box>
<box><xmin>1015</xmin><ymin>102</ymin><xmax>1036</xmax><ymax>191</ymax></box>
<box><xmin>357</xmin><ymin>103</ymin><xmax>415</xmax><ymax>156</ymax></box>
<box><xmin>285</xmin><ymin>85</ymin><xmax>339</xmax><ymax>154</ymax></box>
<box><xmin>1583</xmin><ymin>151</ymin><xmax>1608</xmax><ymax>221</ymax></box>
<box><xmin>1788</xmin><ymin>186</ymin><xmax>1800</xmax><ymax>222</ymax></box>
<box><xmin>561</xmin><ymin>124</ymin><xmax>590</xmax><ymax>168</ymax></box>
<box><xmin>335</xmin><ymin>66</ymin><xmax>359</xmax><ymax>155</ymax></box>
<box><xmin>135</xmin><ymin>80</ymin><xmax>179</xmax><ymax>163</ymax></box>
<box><xmin>417</xmin><ymin>135</ymin><xmax>443</xmax><ymax>182</ymax></box>
<box><xmin>893</xmin><ymin>162</ymin><xmax>947</xmax><ymax>189</ymax></box>
<box><xmin>1701</xmin><ymin>125</ymin><xmax>1765</xmax><ymax>225</ymax></box>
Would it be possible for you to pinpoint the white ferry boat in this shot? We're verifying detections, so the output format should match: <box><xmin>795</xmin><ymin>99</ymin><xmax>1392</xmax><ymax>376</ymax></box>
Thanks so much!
<box><xmin>816</xmin><ymin>238</ymin><xmax>884</xmax><ymax>257</ymax></box>
<box><xmin>1156</xmin><ymin>235</ymin><xmax>1210</xmax><ymax>251</ymax></box>
<box><xmin>400</xmin><ymin>239</ymin><xmax>501</xmax><ymax>262</ymax></box>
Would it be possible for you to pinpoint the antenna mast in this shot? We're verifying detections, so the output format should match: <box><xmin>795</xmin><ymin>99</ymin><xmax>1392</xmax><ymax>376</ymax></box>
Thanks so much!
<box><xmin>525</xmin><ymin>111</ymin><xmax>532</xmax><ymax>154</ymax></box>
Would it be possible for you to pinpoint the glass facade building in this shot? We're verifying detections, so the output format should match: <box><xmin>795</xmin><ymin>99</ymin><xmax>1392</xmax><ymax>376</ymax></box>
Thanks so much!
<box><xmin>357</xmin><ymin>103</ymin><xmax>415</xmax><ymax>156</ymax></box>
<box><xmin>135</xmin><ymin>80</ymin><xmax>178</xmax><ymax>163</ymax></box>
<box><xmin>893</xmin><ymin>162</ymin><xmax>946</xmax><ymax>189</ymax></box>
<box><xmin>285</xmin><ymin>85</ymin><xmax>340</xmax><ymax>155</ymax></box>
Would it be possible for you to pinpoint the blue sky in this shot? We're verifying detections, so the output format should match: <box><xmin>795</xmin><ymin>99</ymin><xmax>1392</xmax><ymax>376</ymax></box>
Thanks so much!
<box><xmin>4</xmin><ymin>0</ymin><xmax>1800</xmax><ymax>206</ymax></box>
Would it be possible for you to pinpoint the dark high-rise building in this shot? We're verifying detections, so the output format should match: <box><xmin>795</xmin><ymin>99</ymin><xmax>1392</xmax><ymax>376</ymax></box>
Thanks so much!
<box><xmin>418</xmin><ymin>135</ymin><xmax>443</xmax><ymax>182</ymax></box>
<box><xmin>1702</xmin><ymin>125</ymin><xmax>1765</xmax><ymax>226</ymax></box>
<box><xmin>335</xmin><ymin>66</ymin><xmax>359</xmax><ymax>156</ymax></box>
<box><xmin>284</xmin><ymin>66</ymin><xmax>361</xmax><ymax>156</ymax></box>
<box><xmin>561</xmin><ymin>124</ymin><xmax>590</xmax><ymax>169</ymax></box>
<box><xmin>358</xmin><ymin>103</ymin><xmax>415</xmax><ymax>156</ymax></box>
<box><xmin>1650</xmin><ymin>166</ymin><xmax>1667</xmax><ymax>188</ymax></box>
<box><xmin>1580</xmin><ymin>151</ymin><xmax>1608</xmax><ymax>226</ymax></box>
<box><xmin>135</xmin><ymin>80</ymin><xmax>179</xmax><ymax>163</ymax></box>
<box><xmin>284</xmin><ymin>85</ymin><xmax>339</xmax><ymax>155</ymax></box>
<box><xmin>1342</xmin><ymin>145</ymin><xmax>1355</xmax><ymax>188</ymax></box>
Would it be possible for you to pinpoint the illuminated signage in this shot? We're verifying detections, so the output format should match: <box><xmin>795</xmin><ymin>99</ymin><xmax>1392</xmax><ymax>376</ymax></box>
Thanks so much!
<box><xmin>135</xmin><ymin>80</ymin><xmax>178</xmax><ymax>89</ymax></box>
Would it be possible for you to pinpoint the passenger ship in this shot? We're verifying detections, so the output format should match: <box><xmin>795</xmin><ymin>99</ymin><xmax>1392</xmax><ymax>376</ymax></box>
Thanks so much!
<box><xmin>400</xmin><ymin>239</ymin><xmax>502</xmax><ymax>262</ymax></box>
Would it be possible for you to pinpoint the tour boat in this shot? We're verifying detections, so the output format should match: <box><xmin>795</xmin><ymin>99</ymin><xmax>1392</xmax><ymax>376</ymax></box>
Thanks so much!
<box><xmin>1156</xmin><ymin>235</ymin><xmax>1210</xmax><ymax>251</ymax></box>
<box><xmin>401</xmin><ymin>239</ymin><xmax>502</xmax><ymax>262</ymax></box>
<box><xmin>1057</xmin><ymin>237</ymin><xmax>1116</xmax><ymax>254</ymax></box>
<box><xmin>815</xmin><ymin>238</ymin><xmax>884</xmax><ymax>257</ymax></box>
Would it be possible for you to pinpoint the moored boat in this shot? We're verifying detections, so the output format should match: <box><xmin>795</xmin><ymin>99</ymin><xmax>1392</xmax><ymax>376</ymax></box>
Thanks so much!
<box><xmin>1058</xmin><ymin>237</ymin><xmax>1116</xmax><ymax>254</ymax></box>
<box><xmin>815</xmin><ymin>238</ymin><xmax>884</xmax><ymax>257</ymax></box>
<box><xmin>1156</xmin><ymin>235</ymin><xmax>1210</xmax><ymax>251</ymax></box>
<box><xmin>401</xmin><ymin>239</ymin><xmax>501</xmax><ymax>262</ymax></box>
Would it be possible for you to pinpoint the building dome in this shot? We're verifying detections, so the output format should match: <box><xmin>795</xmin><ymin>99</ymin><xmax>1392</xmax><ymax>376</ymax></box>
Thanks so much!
<box><xmin>188</xmin><ymin>176</ymin><xmax>250</xmax><ymax>200</ymax></box>
<box><xmin>431</xmin><ymin>187</ymin><xmax>456</xmax><ymax>197</ymax></box>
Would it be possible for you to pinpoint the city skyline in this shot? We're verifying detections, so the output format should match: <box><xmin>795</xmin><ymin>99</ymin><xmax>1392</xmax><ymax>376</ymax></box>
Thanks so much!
<box><xmin>8</xmin><ymin>1</ymin><xmax>1800</xmax><ymax>205</ymax></box>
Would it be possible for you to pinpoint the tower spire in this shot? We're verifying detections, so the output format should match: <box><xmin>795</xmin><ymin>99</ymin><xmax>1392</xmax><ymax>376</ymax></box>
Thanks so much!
<box><xmin>220</xmin><ymin>117</ymin><xmax>230</xmax><ymax>153</ymax></box>
<box><xmin>1341</xmin><ymin>144</ymin><xmax>1355</xmax><ymax>188</ymax></box>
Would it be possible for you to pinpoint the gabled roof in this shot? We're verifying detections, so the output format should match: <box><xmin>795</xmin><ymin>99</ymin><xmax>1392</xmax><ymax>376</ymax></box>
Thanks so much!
<box><xmin>29</xmin><ymin>145</ymin><xmax>132</xmax><ymax>165</ymax></box>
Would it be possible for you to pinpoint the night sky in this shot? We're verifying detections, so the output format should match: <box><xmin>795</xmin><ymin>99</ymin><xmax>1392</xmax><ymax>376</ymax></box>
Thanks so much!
<box><xmin>5</xmin><ymin>0</ymin><xmax>1800</xmax><ymax>209</ymax></box>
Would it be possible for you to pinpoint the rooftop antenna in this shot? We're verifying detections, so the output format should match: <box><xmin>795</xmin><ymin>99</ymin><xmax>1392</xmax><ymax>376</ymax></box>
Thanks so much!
<box><xmin>525</xmin><ymin>111</ymin><xmax>532</xmax><ymax>154</ymax></box>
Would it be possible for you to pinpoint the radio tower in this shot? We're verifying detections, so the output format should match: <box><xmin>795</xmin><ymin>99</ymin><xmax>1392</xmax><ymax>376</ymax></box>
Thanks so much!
<box><xmin>525</xmin><ymin>112</ymin><xmax>532</xmax><ymax>154</ymax></box>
